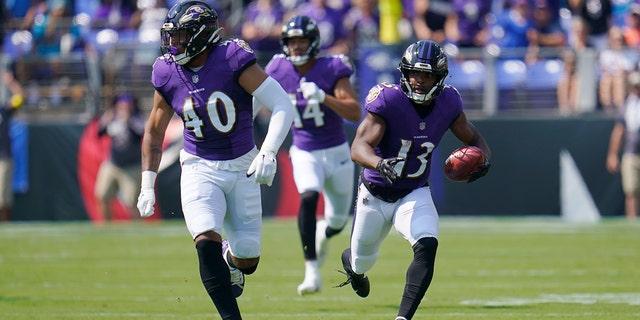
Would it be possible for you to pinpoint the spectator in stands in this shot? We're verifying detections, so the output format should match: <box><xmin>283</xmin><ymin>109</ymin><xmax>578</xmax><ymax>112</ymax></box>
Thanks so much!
<box><xmin>557</xmin><ymin>48</ymin><xmax>580</xmax><ymax>115</ymax></box>
<box><xmin>74</xmin><ymin>0</ymin><xmax>101</xmax><ymax>16</ymax></box>
<box><xmin>412</xmin><ymin>0</ymin><xmax>452</xmax><ymax>45</ymax></box>
<box><xmin>131</xmin><ymin>0</ymin><xmax>168</xmax><ymax>46</ymax></box>
<box><xmin>91</xmin><ymin>0</ymin><xmax>137</xmax><ymax>31</ymax></box>
<box><xmin>5</xmin><ymin>0</ymin><xmax>32</xmax><ymax>22</ymax></box>
<box><xmin>25</xmin><ymin>0</ymin><xmax>81</xmax><ymax>107</ymax></box>
<box><xmin>0</xmin><ymin>72</ymin><xmax>23</xmax><ymax>222</ymax></box>
<box><xmin>568</xmin><ymin>0</ymin><xmax>612</xmax><ymax>51</ymax></box>
<box><xmin>130</xmin><ymin>0</ymin><xmax>168</xmax><ymax>64</ymax></box>
<box><xmin>567</xmin><ymin>14</ymin><xmax>593</xmax><ymax>52</ymax></box>
<box><xmin>611</xmin><ymin>0</ymin><xmax>635</xmax><ymax>27</ymax></box>
<box><xmin>241</xmin><ymin>0</ymin><xmax>285</xmax><ymax>66</ymax></box>
<box><xmin>558</xmin><ymin>15</ymin><xmax>599</xmax><ymax>115</ymax></box>
<box><xmin>623</xmin><ymin>3</ymin><xmax>640</xmax><ymax>49</ymax></box>
<box><xmin>598</xmin><ymin>26</ymin><xmax>635</xmax><ymax>113</ymax></box>
<box><xmin>29</xmin><ymin>0</ymin><xmax>77</xmax><ymax>57</ymax></box>
<box><xmin>343</xmin><ymin>0</ymin><xmax>380</xmax><ymax>52</ymax></box>
<box><xmin>491</xmin><ymin>0</ymin><xmax>534</xmax><ymax>49</ymax></box>
<box><xmin>525</xmin><ymin>0</ymin><xmax>567</xmax><ymax>63</ymax></box>
<box><xmin>95</xmin><ymin>93</ymin><xmax>145</xmax><ymax>221</ymax></box>
<box><xmin>606</xmin><ymin>71</ymin><xmax>640</xmax><ymax>222</ymax></box>
<box><xmin>325</xmin><ymin>0</ymin><xmax>351</xmax><ymax>17</ymax></box>
<box><xmin>527</xmin><ymin>1</ymin><xmax>566</xmax><ymax>47</ymax></box>
<box><xmin>19</xmin><ymin>0</ymin><xmax>46</xmax><ymax>31</ymax></box>
<box><xmin>279</xmin><ymin>0</ymin><xmax>300</xmax><ymax>11</ymax></box>
<box><xmin>445</xmin><ymin>0</ymin><xmax>492</xmax><ymax>48</ymax></box>
<box><xmin>294</xmin><ymin>0</ymin><xmax>350</xmax><ymax>55</ymax></box>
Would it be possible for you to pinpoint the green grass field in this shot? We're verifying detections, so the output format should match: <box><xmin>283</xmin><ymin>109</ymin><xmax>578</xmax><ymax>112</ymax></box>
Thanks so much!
<box><xmin>1</xmin><ymin>217</ymin><xmax>639</xmax><ymax>319</ymax></box>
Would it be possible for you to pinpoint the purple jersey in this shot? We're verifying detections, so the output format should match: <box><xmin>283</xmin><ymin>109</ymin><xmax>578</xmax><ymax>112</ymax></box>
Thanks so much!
<box><xmin>152</xmin><ymin>39</ymin><xmax>257</xmax><ymax>161</ymax></box>
<box><xmin>265</xmin><ymin>54</ymin><xmax>353</xmax><ymax>151</ymax></box>
<box><xmin>363</xmin><ymin>83</ymin><xmax>463</xmax><ymax>190</ymax></box>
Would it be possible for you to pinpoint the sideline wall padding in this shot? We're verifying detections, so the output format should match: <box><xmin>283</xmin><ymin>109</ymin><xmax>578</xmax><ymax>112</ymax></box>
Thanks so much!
<box><xmin>10</xmin><ymin>117</ymin><xmax>624</xmax><ymax>221</ymax></box>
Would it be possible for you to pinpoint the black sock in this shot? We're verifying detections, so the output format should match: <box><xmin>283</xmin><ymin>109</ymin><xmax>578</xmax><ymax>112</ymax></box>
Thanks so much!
<box><xmin>195</xmin><ymin>240</ymin><xmax>242</xmax><ymax>320</ymax></box>
<box><xmin>398</xmin><ymin>237</ymin><xmax>438</xmax><ymax>319</ymax></box>
<box><xmin>297</xmin><ymin>191</ymin><xmax>319</xmax><ymax>260</ymax></box>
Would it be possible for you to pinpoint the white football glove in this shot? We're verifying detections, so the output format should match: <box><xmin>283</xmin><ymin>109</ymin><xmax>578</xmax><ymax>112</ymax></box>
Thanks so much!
<box><xmin>247</xmin><ymin>149</ymin><xmax>277</xmax><ymax>186</ymax></box>
<box><xmin>299</xmin><ymin>79</ymin><xmax>326</xmax><ymax>103</ymax></box>
<box><xmin>137</xmin><ymin>171</ymin><xmax>157</xmax><ymax>218</ymax></box>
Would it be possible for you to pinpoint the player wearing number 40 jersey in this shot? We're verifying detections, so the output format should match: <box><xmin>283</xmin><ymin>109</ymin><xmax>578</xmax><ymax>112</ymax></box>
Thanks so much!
<box><xmin>260</xmin><ymin>15</ymin><xmax>361</xmax><ymax>296</ymax></box>
<box><xmin>136</xmin><ymin>1</ymin><xmax>294</xmax><ymax>320</ymax></box>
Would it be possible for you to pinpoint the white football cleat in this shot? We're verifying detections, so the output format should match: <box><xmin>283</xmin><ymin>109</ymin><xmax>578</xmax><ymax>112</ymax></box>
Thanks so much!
<box><xmin>315</xmin><ymin>219</ymin><xmax>330</xmax><ymax>267</ymax></box>
<box><xmin>297</xmin><ymin>260</ymin><xmax>321</xmax><ymax>295</ymax></box>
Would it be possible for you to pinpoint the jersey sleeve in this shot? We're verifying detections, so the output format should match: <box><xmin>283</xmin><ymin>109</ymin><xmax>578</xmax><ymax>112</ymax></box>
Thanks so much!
<box><xmin>151</xmin><ymin>55</ymin><xmax>172</xmax><ymax>89</ymax></box>
<box><xmin>364</xmin><ymin>83</ymin><xmax>398</xmax><ymax>117</ymax></box>
<box><xmin>328</xmin><ymin>54</ymin><xmax>354</xmax><ymax>80</ymax></box>
<box><xmin>225</xmin><ymin>39</ymin><xmax>258</xmax><ymax>73</ymax></box>
<box><xmin>264</xmin><ymin>54</ymin><xmax>286</xmax><ymax>75</ymax></box>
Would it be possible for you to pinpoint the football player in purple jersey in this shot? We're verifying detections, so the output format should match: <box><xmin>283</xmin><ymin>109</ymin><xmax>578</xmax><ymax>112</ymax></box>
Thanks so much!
<box><xmin>337</xmin><ymin>40</ymin><xmax>491</xmax><ymax>320</ymax></box>
<box><xmin>135</xmin><ymin>1</ymin><xmax>294</xmax><ymax>319</ymax></box>
<box><xmin>261</xmin><ymin>15</ymin><xmax>361</xmax><ymax>295</ymax></box>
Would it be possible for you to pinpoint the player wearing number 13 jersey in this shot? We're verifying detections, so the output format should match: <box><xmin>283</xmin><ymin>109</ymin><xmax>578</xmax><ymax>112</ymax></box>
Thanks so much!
<box><xmin>262</xmin><ymin>15</ymin><xmax>361</xmax><ymax>296</ymax></box>
<box><xmin>337</xmin><ymin>40</ymin><xmax>491</xmax><ymax>320</ymax></box>
<box><xmin>136</xmin><ymin>1</ymin><xmax>294</xmax><ymax>319</ymax></box>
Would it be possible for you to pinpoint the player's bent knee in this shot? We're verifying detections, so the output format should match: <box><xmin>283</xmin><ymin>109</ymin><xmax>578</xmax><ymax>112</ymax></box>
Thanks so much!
<box><xmin>300</xmin><ymin>191</ymin><xmax>319</xmax><ymax>206</ymax></box>
<box><xmin>233</xmin><ymin>238</ymin><xmax>261</xmax><ymax>259</ymax></box>
<box><xmin>327</xmin><ymin>214</ymin><xmax>348</xmax><ymax>232</ymax></box>
<box><xmin>353</xmin><ymin>252</ymin><xmax>377</xmax><ymax>274</ymax></box>
<box><xmin>413</xmin><ymin>237</ymin><xmax>438</xmax><ymax>260</ymax></box>
<box><xmin>239</xmin><ymin>259</ymin><xmax>259</xmax><ymax>275</ymax></box>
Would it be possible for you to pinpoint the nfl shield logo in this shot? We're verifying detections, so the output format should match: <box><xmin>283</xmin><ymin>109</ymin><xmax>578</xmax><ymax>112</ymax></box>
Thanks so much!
<box><xmin>192</xmin><ymin>74</ymin><xmax>199</xmax><ymax>84</ymax></box>
<box><xmin>419</xmin><ymin>122</ymin><xmax>426</xmax><ymax>130</ymax></box>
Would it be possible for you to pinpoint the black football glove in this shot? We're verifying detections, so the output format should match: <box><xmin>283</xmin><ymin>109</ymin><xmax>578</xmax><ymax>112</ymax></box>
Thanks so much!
<box><xmin>376</xmin><ymin>157</ymin><xmax>405</xmax><ymax>185</ymax></box>
<box><xmin>467</xmin><ymin>158</ymin><xmax>490</xmax><ymax>183</ymax></box>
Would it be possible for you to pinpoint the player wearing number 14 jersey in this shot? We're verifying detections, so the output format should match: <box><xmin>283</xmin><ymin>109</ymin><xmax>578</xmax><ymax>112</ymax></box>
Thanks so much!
<box><xmin>262</xmin><ymin>15</ymin><xmax>361</xmax><ymax>295</ymax></box>
<box><xmin>136</xmin><ymin>1</ymin><xmax>294</xmax><ymax>319</ymax></box>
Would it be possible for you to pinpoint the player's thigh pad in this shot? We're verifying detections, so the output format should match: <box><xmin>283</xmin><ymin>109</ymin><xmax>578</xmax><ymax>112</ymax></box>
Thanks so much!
<box><xmin>393</xmin><ymin>186</ymin><xmax>439</xmax><ymax>246</ymax></box>
<box><xmin>290</xmin><ymin>145</ymin><xmax>323</xmax><ymax>193</ymax></box>
<box><xmin>181</xmin><ymin>159</ymin><xmax>229</xmax><ymax>238</ymax></box>
<box><xmin>223</xmin><ymin>172</ymin><xmax>262</xmax><ymax>258</ymax></box>
<box><xmin>351</xmin><ymin>184</ymin><xmax>394</xmax><ymax>273</ymax></box>
<box><xmin>323</xmin><ymin>142</ymin><xmax>355</xmax><ymax>224</ymax></box>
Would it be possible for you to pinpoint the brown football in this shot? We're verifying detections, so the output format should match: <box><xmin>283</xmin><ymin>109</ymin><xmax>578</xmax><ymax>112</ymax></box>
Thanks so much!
<box><xmin>444</xmin><ymin>146</ymin><xmax>485</xmax><ymax>182</ymax></box>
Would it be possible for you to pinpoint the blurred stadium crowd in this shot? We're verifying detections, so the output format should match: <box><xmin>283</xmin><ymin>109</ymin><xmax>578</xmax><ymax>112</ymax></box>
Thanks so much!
<box><xmin>0</xmin><ymin>0</ymin><xmax>637</xmax><ymax>119</ymax></box>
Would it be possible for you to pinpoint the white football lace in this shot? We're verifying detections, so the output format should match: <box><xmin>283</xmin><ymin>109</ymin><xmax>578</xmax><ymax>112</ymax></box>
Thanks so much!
<box><xmin>229</xmin><ymin>267</ymin><xmax>244</xmax><ymax>287</ymax></box>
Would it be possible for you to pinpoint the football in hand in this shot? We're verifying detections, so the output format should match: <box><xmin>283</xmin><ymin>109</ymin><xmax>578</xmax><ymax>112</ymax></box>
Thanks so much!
<box><xmin>444</xmin><ymin>146</ymin><xmax>486</xmax><ymax>182</ymax></box>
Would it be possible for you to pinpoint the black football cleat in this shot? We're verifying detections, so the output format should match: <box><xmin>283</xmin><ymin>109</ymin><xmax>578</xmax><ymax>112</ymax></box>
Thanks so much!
<box><xmin>222</xmin><ymin>239</ymin><xmax>245</xmax><ymax>298</ymax></box>
<box><xmin>335</xmin><ymin>248</ymin><xmax>370</xmax><ymax>298</ymax></box>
